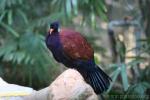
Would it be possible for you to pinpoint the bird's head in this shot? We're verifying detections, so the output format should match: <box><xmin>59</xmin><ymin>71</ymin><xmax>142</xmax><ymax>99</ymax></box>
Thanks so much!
<box><xmin>49</xmin><ymin>21</ymin><xmax>60</xmax><ymax>34</ymax></box>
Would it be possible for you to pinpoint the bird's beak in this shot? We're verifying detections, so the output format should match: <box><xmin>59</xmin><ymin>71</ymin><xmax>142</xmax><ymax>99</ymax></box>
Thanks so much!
<box><xmin>49</xmin><ymin>28</ymin><xmax>54</xmax><ymax>34</ymax></box>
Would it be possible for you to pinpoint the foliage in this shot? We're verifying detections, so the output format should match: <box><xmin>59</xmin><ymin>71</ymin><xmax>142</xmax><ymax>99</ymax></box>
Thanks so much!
<box><xmin>103</xmin><ymin>0</ymin><xmax>150</xmax><ymax>99</ymax></box>
<box><xmin>106</xmin><ymin>41</ymin><xmax>150</xmax><ymax>99</ymax></box>
<box><xmin>124</xmin><ymin>82</ymin><xmax>150</xmax><ymax>100</ymax></box>
<box><xmin>51</xmin><ymin>0</ymin><xmax>107</xmax><ymax>26</ymax></box>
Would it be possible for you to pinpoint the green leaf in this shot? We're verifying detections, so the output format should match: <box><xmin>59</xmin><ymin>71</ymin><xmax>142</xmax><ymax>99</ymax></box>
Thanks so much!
<box><xmin>18</xmin><ymin>0</ymin><xmax>23</xmax><ymax>4</ymax></box>
<box><xmin>17</xmin><ymin>9</ymin><xmax>29</xmax><ymax>24</ymax></box>
<box><xmin>30</xmin><ymin>12</ymin><xmax>63</xmax><ymax>28</ymax></box>
<box><xmin>24</xmin><ymin>54</ymin><xmax>31</xmax><ymax>64</ymax></box>
<box><xmin>91</xmin><ymin>12</ymin><xmax>96</xmax><ymax>28</ymax></box>
<box><xmin>107</xmin><ymin>67</ymin><xmax>121</xmax><ymax>92</ymax></box>
<box><xmin>71</xmin><ymin>0</ymin><xmax>78</xmax><ymax>15</ymax></box>
<box><xmin>0</xmin><ymin>11</ymin><xmax>7</xmax><ymax>22</ymax></box>
<box><xmin>121</xmin><ymin>64</ymin><xmax>129</xmax><ymax>91</ymax></box>
<box><xmin>124</xmin><ymin>82</ymin><xmax>150</xmax><ymax>100</ymax></box>
<box><xmin>98</xmin><ymin>0</ymin><xmax>107</xmax><ymax>12</ymax></box>
<box><xmin>8</xmin><ymin>10</ymin><xmax>13</xmax><ymax>25</ymax></box>
<box><xmin>0</xmin><ymin>0</ymin><xmax>6</xmax><ymax>11</ymax></box>
<box><xmin>109</xmin><ymin>64</ymin><xmax>119</xmax><ymax>68</ymax></box>
<box><xmin>51</xmin><ymin>0</ymin><xmax>57</xmax><ymax>5</ymax></box>
<box><xmin>127</xmin><ymin>59</ymin><xmax>143</xmax><ymax>69</ymax></box>
<box><xmin>0</xmin><ymin>42</ymin><xmax>17</xmax><ymax>57</ymax></box>
<box><xmin>66</xmin><ymin>0</ymin><xmax>72</xmax><ymax>17</ymax></box>
<box><xmin>3</xmin><ymin>52</ymin><xmax>14</xmax><ymax>62</ymax></box>
<box><xmin>13</xmin><ymin>51</ymin><xmax>26</xmax><ymax>64</ymax></box>
<box><xmin>0</xmin><ymin>22</ymin><xmax>19</xmax><ymax>37</ymax></box>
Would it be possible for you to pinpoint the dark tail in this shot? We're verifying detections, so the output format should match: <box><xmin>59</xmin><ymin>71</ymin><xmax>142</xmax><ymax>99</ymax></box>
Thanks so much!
<box><xmin>86</xmin><ymin>65</ymin><xmax>111</xmax><ymax>94</ymax></box>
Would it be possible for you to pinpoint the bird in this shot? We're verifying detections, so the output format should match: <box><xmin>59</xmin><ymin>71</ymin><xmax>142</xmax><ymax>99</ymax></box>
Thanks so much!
<box><xmin>45</xmin><ymin>21</ymin><xmax>111</xmax><ymax>94</ymax></box>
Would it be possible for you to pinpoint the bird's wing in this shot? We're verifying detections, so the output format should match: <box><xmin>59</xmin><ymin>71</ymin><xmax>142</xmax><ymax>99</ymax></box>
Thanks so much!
<box><xmin>60</xmin><ymin>28</ymin><xmax>94</xmax><ymax>60</ymax></box>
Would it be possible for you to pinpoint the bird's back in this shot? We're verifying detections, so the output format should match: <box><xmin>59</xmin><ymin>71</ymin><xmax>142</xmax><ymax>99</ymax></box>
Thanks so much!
<box><xmin>59</xmin><ymin>28</ymin><xmax>94</xmax><ymax>61</ymax></box>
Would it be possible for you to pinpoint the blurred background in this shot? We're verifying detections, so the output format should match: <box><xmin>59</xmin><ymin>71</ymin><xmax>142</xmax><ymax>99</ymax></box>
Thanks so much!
<box><xmin>0</xmin><ymin>0</ymin><xmax>150</xmax><ymax>99</ymax></box>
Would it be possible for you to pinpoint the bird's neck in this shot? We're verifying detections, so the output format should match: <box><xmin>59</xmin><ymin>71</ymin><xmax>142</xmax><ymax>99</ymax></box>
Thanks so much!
<box><xmin>51</xmin><ymin>30</ymin><xmax>59</xmax><ymax>35</ymax></box>
<box><xmin>53</xmin><ymin>29</ymin><xmax>59</xmax><ymax>32</ymax></box>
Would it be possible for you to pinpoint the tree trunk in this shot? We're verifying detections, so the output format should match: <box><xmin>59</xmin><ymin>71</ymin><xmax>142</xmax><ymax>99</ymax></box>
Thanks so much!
<box><xmin>139</xmin><ymin>0</ymin><xmax>150</xmax><ymax>37</ymax></box>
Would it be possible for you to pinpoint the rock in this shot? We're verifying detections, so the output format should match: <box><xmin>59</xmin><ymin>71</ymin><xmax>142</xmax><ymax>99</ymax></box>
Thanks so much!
<box><xmin>48</xmin><ymin>69</ymin><xmax>98</xmax><ymax>100</ymax></box>
<box><xmin>24</xmin><ymin>69</ymin><xmax>98</xmax><ymax>100</ymax></box>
